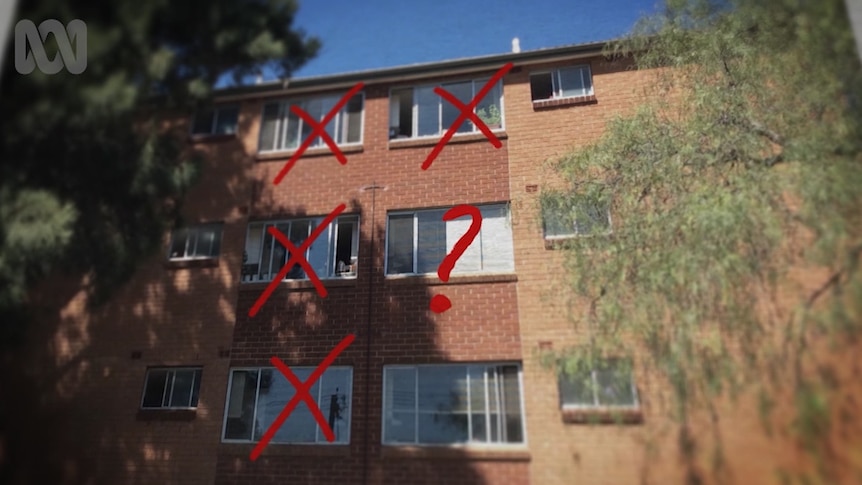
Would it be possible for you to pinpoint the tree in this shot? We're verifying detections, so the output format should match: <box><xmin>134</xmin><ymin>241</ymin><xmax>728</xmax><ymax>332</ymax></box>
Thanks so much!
<box><xmin>542</xmin><ymin>0</ymin><xmax>862</xmax><ymax>482</ymax></box>
<box><xmin>0</xmin><ymin>0</ymin><xmax>320</xmax><ymax>337</ymax></box>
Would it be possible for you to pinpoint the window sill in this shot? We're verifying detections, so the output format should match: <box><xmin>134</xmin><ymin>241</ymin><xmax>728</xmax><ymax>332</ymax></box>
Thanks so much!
<box><xmin>388</xmin><ymin>130</ymin><xmax>507</xmax><ymax>149</ymax></box>
<box><xmin>561</xmin><ymin>407</ymin><xmax>643</xmax><ymax>425</ymax></box>
<box><xmin>256</xmin><ymin>144</ymin><xmax>363</xmax><ymax>162</ymax></box>
<box><xmin>239</xmin><ymin>276</ymin><xmax>358</xmax><ymax>291</ymax></box>
<box><xmin>188</xmin><ymin>133</ymin><xmax>237</xmax><ymax>143</ymax></box>
<box><xmin>136</xmin><ymin>409</ymin><xmax>197</xmax><ymax>422</ymax></box>
<box><xmin>385</xmin><ymin>272</ymin><xmax>517</xmax><ymax>286</ymax></box>
<box><xmin>381</xmin><ymin>445</ymin><xmax>530</xmax><ymax>461</ymax></box>
<box><xmin>164</xmin><ymin>257</ymin><xmax>220</xmax><ymax>269</ymax></box>
<box><xmin>532</xmin><ymin>95</ymin><xmax>597</xmax><ymax>110</ymax></box>
<box><xmin>219</xmin><ymin>442</ymin><xmax>351</xmax><ymax>457</ymax></box>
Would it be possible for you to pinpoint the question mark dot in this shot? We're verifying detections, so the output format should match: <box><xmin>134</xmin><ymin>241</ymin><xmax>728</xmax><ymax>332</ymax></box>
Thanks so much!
<box><xmin>430</xmin><ymin>295</ymin><xmax>452</xmax><ymax>314</ymax></box>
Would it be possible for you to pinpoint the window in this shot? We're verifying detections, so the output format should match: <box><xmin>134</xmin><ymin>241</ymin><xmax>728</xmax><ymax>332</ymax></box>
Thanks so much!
<box><xmin>541</xmin><ymin>198</ymin><xmax>610</xmax><ymax>239</ymax></box>
<box><xmin>558</xmin><ymin>361</ymin><xmax>638</xmax><ymax>409</ymax></box>
<box><xmin>383</xmin><ymin>364</ymin><xmax>525</xmax><ymax>445</ymax></box>
<box><xmin>258</xmin><ymin>93</ymin><xmax>363</xmax><ymax>152</ymax></box>
<box><xmin>389</xmin><ymin>78</ymin><xmax>503</xmax><ymax>139</ymax></box>
<box><xmin>141</xmin><ymin>367</ymin><xmax>202</xmax><ymax>409</ymax></box>
<box><xmin>530</xmin><ymin>65</ymin><xmax>593</xmax><ymax>101</ymax></box>
<box><xmin>222</xmin><ymin>367</ymin><xmax>352</xmax><ymax>444</ymax></box>
<box><xmin>191</xmin><ymin>106</ymin><xmax>239</xmax><ymax>135</ymax></box>
<box><xmin>168</xmin><ymin>224</ymin><xmax>223</xmax><ymax>260</ymax></box>
<box><xmin>242</xmin><ymin>215</ymin><xmax>359</xmax><ymax>282</ymax></box>
<box><xmin>385</xmin><ymin>204</ymin><xmax>514</xmax><ymax>276</ymax></box>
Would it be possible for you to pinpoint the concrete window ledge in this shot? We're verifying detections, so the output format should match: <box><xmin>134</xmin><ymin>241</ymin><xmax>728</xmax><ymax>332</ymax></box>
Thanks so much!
<box><xmin>532</xmin><ymin>95</ymin><xmax>597</xmax><ymax>110</ymax></box>
<box><xmin>219</xmin><ymin>443</ymin><xmax>351</xmax><ymax>458</ymax></box>
<box><xmin>136</xmin><ymin>409</ymin><xmax>197</xmax><ymax>422</ymax></box>
<box><xmin>164</xmin><ymin>258</ymin><xmax>220</xmax><ymax>270</ymax></box>
<box><xmin>384</xmin><ymin>273</ymin><xmax>518</xmax><ymax>287</ymax></box>
<box><xmin>255</xmin><ymin>144</ymin><xmax>363</xmax><ymax>162</ymax></box>
<box><xmin>381</xmin><ymin>445</ymin><xmax>530</xmax><ymax>462</ymax></box>
<box><xmin>388</xmin><ymin>131</ymin><xmax>508</xmax><ymax>150</ymax></box>
<box><xmin>561</xmin><ymin>408</ymin><xmax>644</xmax><ymax>425</ymax></box>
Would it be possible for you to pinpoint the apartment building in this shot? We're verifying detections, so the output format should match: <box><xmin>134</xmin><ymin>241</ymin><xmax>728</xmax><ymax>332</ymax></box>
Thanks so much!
<box><xmin>5</xmin><ymin>41</ymin><xmax>833</xmax><ymax>485</ymax></box>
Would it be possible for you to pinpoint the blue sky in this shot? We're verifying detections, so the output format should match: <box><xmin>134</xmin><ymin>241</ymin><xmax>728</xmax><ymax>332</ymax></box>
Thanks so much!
<box><xmin>287</xmin><ymin>0</ymin><xmax>662</xmax><ymax>79</ymax></box>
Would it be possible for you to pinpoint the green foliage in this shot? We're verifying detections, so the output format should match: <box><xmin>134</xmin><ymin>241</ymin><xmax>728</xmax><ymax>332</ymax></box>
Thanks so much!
<box><xmin>0</xmin><ymin>0</ymin><xmax>320</xmax><ymax>336</ymax></box>
<box><xmin>477</xmin><ymin>104</ymin><xmax>502</xmax><ymax>126</ymax></box>
<box><xmin>544</xmin><ymin>0</ymin><xmax>862</xmax><ymax>477</ymax></box>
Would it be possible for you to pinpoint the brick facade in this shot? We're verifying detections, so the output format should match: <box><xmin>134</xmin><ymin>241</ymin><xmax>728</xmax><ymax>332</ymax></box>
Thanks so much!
<box><xmin>2</xmin><ymin>42</ymin><xmax>856</xmax><ymax>485</ymax></box>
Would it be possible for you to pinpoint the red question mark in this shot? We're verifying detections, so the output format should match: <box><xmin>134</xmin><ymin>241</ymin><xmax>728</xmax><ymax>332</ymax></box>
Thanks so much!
<box><xmin>429</xmin><ymin>204</ymin><xmax>483</xmax><ymax>313</ymax></box>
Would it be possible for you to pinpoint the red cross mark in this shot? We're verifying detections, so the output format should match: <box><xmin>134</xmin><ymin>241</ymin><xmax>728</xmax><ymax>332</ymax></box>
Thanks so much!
<box><xmin>272</xmin><ymin>83</ymin><xmax>365</xmax><ymax>185</ymax></box>
<box><xmin>248</xmin><ymin>203</ymin><xmax>346</xmax><ymax>317</ymax></box>
<box><xmin>249</xmin><ymin>333</ymin><xmax>356</xmax><ymax>461</ymax></box>
<box><xmin>421</xmin><ymin>62</ymin><xmax>513</xmax><ymax>171</ymax></box>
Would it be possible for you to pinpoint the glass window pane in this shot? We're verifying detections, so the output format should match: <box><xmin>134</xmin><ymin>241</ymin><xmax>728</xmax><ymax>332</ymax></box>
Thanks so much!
<box><xmin>499</xmin><ymin>365</ymin><xmax>523</xmax><ymax>443</ymax></box>
<box><xmin>334</xmin><ymin>219</ymin><xmax>358</xmax><ymax>276</ymax></box>
<box><xmin>416</xmin><ymin>86</ymin><xmax>439</xmax><ymax>137</ymax></box>
<box><xmin>417</xmin><ymin>366</ymin><xmax>468</xmax><ymax>413</ymax></box>
<box><xmin>319</xmin><ymin>96</ymin><xmax>338</xmax><ymax>146</ymax></box>
<box><xmin>475</xmin><ymin>79</ymin><xmax>503</xmax><ymax>129</ymax></box>
<box><xmin>469</xmin><ymin>367</ymin><xmax>487</xmax><ymax>442</ymax></box>
<box><xmin>170</xmin><ymin>369</ymin><xmax>196</xmax><ymax>407</ymax></box>
<box><xmin>575</xmin><ymin>201</ymin><xmax>610</xmax><ymax>235</ymax></box>
<box><xmin>259</xmin><ymin>103</ymin><xmax>280</xmax><ymax>151</ymax></box>
<box><xmin>596</xmin><ymin>366</ymin><xmax>636</xmax><ymax>406</ymax></box>
<box><xmin>287</xmin><ymin>220</ymin><xmax>311</xmax><ymax>279</ymax></box>
<box><xmin>301</xmin><ymin>99</ymin><xmax>321</xmax><ymax>147</ymax></box>
<box><xmin>446</xmin><ymin>212</ymin><xmax>481</xmax><ymax>274</ymax></box>
<box><xmin>417</xmin><ymin>413</ymin><xmax>469</xmax><ymax>444</ymax></box>
<box><xmin>478</xmin><ymin>205</ymin><xmax>515</xmax><ymax>272</ymax></box>
<box><xmin>281</xmin><ymin>106</ymin><xmax>301</xmax><ymax>150</ymax></box>
<box><xmin>559</xmin><ymin>371</ymin><xmax>596</xmax><ymax>407</ymax></box>
<box><xmin>530</xmin><ymin>73</ymin><xmax>554</xmax><ymax>100</ymax></box>
<box><xmin>559</xmin><ymin>66</ymin><xmax>591</xmax><ymax>97</ymax></box>
<box><xmin>142</xmin><ymin>370</ymin><xmax>169</xmax><ymax>408</ymax></box>
<box><xmin>169</xmin><ymin>229</ymin><xmax>189</xmax><ymax>259</ymax></box>
<box><xmin>416</xmin><ymin>209</ymin><xmax>447</xmax><ymax>274</ymax></box>
<box><xmin>224</xmin><ymin>370</ymin><xmax>260</xmax><ymax>440</ymax></box>
<box><xmin>307</xmin><ymin>219</ymin><xmax>331</xmax><ymax>278</ymax></box>
<box><xmin>214</xmin><ymin>106</ymin><xmax>239</xmax><ymax>134</ymax></box>
<box><xmin>192</xmin><ymin>109</ymin><xmax>215</xmax><ymax>134</ymax></box>
<box><xmin>391</xmin><ymin>88</ymin><xmax>414</xmax><ymax>138</ymax></box>
<box><xmin>190</xmin><ymin>226</ymin><xmax>219</xmax><ymax>258</ymax></box>
<box><xmin>387</xmin><ymin>215</ymin><xmax>415</xmax><ymax>274</ymax></box>
<box><xmin>440</xmin><ymin>81</ymin><xmax>473</xmax><ymax>134</ymax></box>
<box><xmin>384</xmin><ymin>368</ymin><xmax>417</xmax><ymax>443</ymax></box>
<box><xmin>190</xmin><ymin>369</ymin><xmax>202</xmax><ymax>407</ymax></box>
<box><xmin>344</xmin><ymin>95</ymin><xmax>363</xmax><ymax>143</ymax></box>
<box><xmin>319</xmin><ymin>368</ymin><xmax>351</xmax><ymax>443</ymax></box>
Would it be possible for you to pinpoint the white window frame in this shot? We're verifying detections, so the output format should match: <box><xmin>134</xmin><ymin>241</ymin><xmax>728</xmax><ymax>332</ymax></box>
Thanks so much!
<box><xmin>558</xmin><ymin>364</ymin><xmax>640</xmax><ymax>410</ymax></box>
<box><xmin>190</xmin><ymin>105</ymin><xmax>239</xmax><ymax>136</ymax></box>
<box><xmin>381</xmin><ymin>363</ymin><xmax>527</xmax><ymax>447</ymax></box>
<box><xmin>388</xmin><ymin>78</ymin><xmax>505</xmax><ymax>140</ymax></box>
<box><xmin>258</xmin><ymin>92</ymin><xmax>365</xmax><ymax>153</ymax></box>
<box><xmin>140</xmin><ymin>367</ymin><xmax>202</xmax><ymax>410</ymax></box>
<box><xmin>241</xmin><ymin>215</ymin><xmax>360</xmax><ymax>283</ymax></box>
<box><xmin>530</xmin><ymin>64</ymin><xmax>594</xmax><ymax>101</ymax></box>
<box><xmin>220</xmin><ymin>366</ymin><xmax>353</xmax><ymax>445</ymax></box>
<box><xmin>383</xmin><ymin>203</ymin><xmax>514</xmax><ymax>276</ymax></box>
<box><xmin>167</xmin><ymin>223</ymin><xmax>223</xmax><ymax>261</ymax></box>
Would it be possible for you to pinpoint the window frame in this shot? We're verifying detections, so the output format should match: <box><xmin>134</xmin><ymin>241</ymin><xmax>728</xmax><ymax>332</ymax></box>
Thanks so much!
<box><xmin>381</xmin><ymin>363</ymin><xmax>527</xmax><ymax>447</ymax></box>
<box><xmin>167</xmin><ymin>223</ymin><xmax>223</xmax><ymax>261</ymax></box>
<box><xmin>140</xmin><ymin>367</ymin><xmax>203</xmax><ymax>410</ymax></box>
<box><xmin>241</xmin><ymin>214</ymin><xmax>360</xmax><ymax>283</ymax></box>
<box><xmin>383</xmin><ymin>203</ymin><xmax>514</xmax><ymax>277</ymax></box>
<box><xmin>220</xmin><ymin>365</ymin><xmax>353</xmax><ymax>445</ymax></box>
<box><xmin>190</xmin><ymin>105</ymin><xmax>239</xmax><ymax>136</ymax></box>
<box><xmin>257</xmin><ymin>92</ymin><xmax>365</xmax><ymax>154</ymax></box>
<box><xmin>529</xmin><ymin>64</ymin><xmax>594</xmax><ymax>101</ymax></box>
<box><xmin>558</xmin><ymin>363</ymin><xmax>640</xmax><ymax>411</ymax></box>
<box><xmin>387</xmin><ymin>77</ymin><xmax>505</xmax><ymax>140</ymax></box>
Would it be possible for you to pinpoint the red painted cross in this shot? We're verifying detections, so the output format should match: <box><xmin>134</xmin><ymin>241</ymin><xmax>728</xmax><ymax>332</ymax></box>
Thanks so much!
<box><xmin>249</xmin><ymin>334</ymin><xmax>356</xmax><ymax>461</ymax></box>
<box><xmin>248</xmin><ymin>203</ymin><xmax>346</xmax><ymax>317</ymax></box>
<box><xmin>421</xmin><ymin>62</ymin><xmax>513</xmax><ymax>171</ymax></box>
<box><xmin>272</xmin><ymin>83</ymin><xmax>365</xmax><ymax>185</ymax></box>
